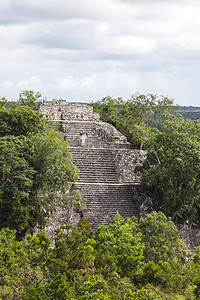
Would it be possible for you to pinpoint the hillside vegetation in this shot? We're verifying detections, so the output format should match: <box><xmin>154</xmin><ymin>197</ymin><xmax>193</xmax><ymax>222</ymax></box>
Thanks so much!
<box><xmin>1</xmin><ymin>91</ymin><xmax>200</xmax><ymax>299</ymax></box>
<box><xmin>1</xmin><ymin>213</ymin><xmax>200</xmax><ymax>299</ymax></box>
<box><xmin>175</xmin><ymin>106</ymin><xmax>200</xmax><ymax>120</ymax></box>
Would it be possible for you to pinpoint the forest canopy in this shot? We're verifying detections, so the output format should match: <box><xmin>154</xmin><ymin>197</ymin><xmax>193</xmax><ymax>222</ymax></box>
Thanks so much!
<box><xmin>0</xmin><ymin>212</ymin><xmax>200</xmax><ymax>299</ymax></box>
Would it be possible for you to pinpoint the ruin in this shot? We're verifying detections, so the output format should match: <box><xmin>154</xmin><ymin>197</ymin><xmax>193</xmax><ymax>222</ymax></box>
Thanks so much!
<box><xmin>35</xmin><ymin>101</ymin><xmax>150</xmax><ymax>234</ymax></box>
<box><xmin>36</xmin><ymin>101</ymin><xmax>200</xmax><ymax>251</ymax></box>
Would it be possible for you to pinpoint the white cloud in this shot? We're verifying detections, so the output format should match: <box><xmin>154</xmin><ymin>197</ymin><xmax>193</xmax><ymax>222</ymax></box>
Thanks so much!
<box><xmin>100</xmin><ymin>36</ymin><xmax>157</xmax><ymax>55</ymax></box>
<box><xmin>0</xmin><ymin>0</ymin><xmax>129</xmax><ymax>24</ymax></box>
<box><xmin>0</xmin><ymin>76</ymin><xmax>43</xmax><ymax>98</ymax></box>
<box><xmin>0</xmin><ymin>24</ymin><xmax>24</xmax><ymax>48</ymax></box>
<box><xmin>0</xmin><ymin>0</ymin><xmax>200</xmax><ymax>105</ymax></box>
<box><xmin>50</xmin><ymin>71</ymin><xmax>139</xmax><ymax>99</ymax></box>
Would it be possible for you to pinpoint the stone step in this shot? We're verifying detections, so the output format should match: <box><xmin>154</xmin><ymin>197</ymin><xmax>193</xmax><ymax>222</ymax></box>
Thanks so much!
<box><xmin>71</xmin><ymin>154</ymin><xmax>117</xmax><ymax>163</ymax></box>
<box><xmin>71</xmin><ymin>148</ymin><xmax>119</xmax><ymax>183</ymax></box>
<box><xmin>68</xmin><ymin>140</ymin><xmax>134</xmax><ymax>149</ymax></box>
<box><xmin>78</xmin><ymin>178</ymin><xmax>118</xmax><ymax>184</ymax></box>
<box><xmin>71</xmin><ymin>148</ymin><xmax>115</xmax><ymax>154</ymax></box>
<box><xmin>75</xmin><ymin>164</ymin><xmax>116</xmax><ymax>168</ymax></box>
<box><xmin>78</xmin><ymin>184</ymin><xmax>141</xmax><ymax>229</ymax></box>
<box><xmin>76</xmin><ymin>173</ymin><xmax>119</xmax><ymax>183</ymax></box>
<box><xmin>79</xmin><ymin>170</ymin><xmax>118</xmax><ymax>174</ymax></box>
<box><xmin>73</xmin><ymin>156</ymin><xmax>114</xmax><ymax>161</ymax></box>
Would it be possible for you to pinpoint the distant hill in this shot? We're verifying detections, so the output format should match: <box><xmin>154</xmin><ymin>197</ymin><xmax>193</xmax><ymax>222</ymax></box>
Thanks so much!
<box><xmin>175</xmin><ymin>106</ymin><xmax>200</xmax><ymax>120</ymax></box>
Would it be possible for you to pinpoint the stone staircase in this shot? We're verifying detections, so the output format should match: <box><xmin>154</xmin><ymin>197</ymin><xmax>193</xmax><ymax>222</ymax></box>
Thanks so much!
<box><xmin>78</xmin><ymin>183</ymin><xmax>141</xmax><ymax>229</ymax></box>
<box><xmin>70</xmin><ymin>148</ymin><xmax>119</xmax><ymax>183</ymax></box>
<box><xmin>37</xmin><ymin>101</ymin><xmax>144</xmax><ymax>230</ymax></box>
<box><xmin>60</xmin><ymin>119</ymin><xmax>143</xmax><ymax>228</ymax></box>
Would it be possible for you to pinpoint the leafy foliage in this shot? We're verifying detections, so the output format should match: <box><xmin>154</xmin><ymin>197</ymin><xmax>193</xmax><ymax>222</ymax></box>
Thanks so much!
<box><xmin>91</xmin><ymin>94</ymin><xmax>175</xmax><ymax>148</ymax></box>
<box><xmin>0</xmin><ymin>91</ymin><xmax>83</xmax><ymax>237</ymax></box>
<box><xmin>18</xmin><ymin>90</ymin><xmax>44</xmax><ymax>108</ymax></box>
<box><xmin>94</xmin><ymin>213</ymin><xmax>144</xmax><ymax>280</ymax></box>
<box><xmin>0</xmin><ymin>228</ymin><xmax>50</xmax><ymax>299</ymax></box>
<box><xmin>138</xmin><ymin>211</ymin><xmax>187</xmax><ymax>264</ymax></box>
<box><xmin>0</xmin><ymin>213</ymin><xmax>198</xmax><ymax>299</ymax></box>
<box><xmin>0</xmin><ymin>105</ymin><xmax>46</xmax><ymax>137</ymax></box>
<box><xmin>0</xmin><ymin>136</ymin><xmax>35</xmax><ymax>236</ymax></box>
<box><xmin>0</xmin><ymin>131</ymin><xmax>79</xmax><ymax>237</ymax></box>
<box><xmin>137</xmin><ymin>114</ymin><xmax>200</xmax><ymax>224</ymax></box>
<box><xmin>23</xmin><ymin>130</ymin><xmax>79</xmax><ymax>229</ymax></box>
<box><xmin>92</xmin><ymin>95</ymin><xmax>200</xmax><ymax>225</ymax></box>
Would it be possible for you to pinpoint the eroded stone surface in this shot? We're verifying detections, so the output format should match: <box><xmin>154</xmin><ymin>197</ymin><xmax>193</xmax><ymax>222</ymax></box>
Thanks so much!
<box><xmin>35</xmin><ymin>101</ymin><xmax>100</xmax><ymax>121</ymax></box>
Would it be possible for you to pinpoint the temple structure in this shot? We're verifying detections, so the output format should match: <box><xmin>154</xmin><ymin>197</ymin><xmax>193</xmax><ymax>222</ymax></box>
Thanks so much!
<box><xmin>35</xmin><ymin>101</ymin><xmax>200</xmax><ymax>251</ymax></box>
<box><xmin>35</xmin><ymin>101</ymin><xmax>149</xmax><ymax>235</ymax></box>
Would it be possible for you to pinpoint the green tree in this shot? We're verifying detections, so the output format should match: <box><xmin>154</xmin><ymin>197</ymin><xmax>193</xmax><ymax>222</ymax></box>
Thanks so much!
<box><xmin>91</xmin><ymin>94</ymin><xmax>175</xmax><ymax>148</ymax></box>
<box><xmin>0</xmin><ymin>136</ymin><xmax>35</xmax><ymax>236</ymax></box>
<box><xmin>138</xmin><ymin>211</ymin><xmax>187</xmax><ymax>264</ymax></box>
<box><xmin>94</xmin><ymin>213</ymin><xmax>144</xmax><ymax>280</ymax></box>
<box><xmin>45</xmin><ymin>217</ymin><xmax>149</xmax><ymax>299</ymax></box>
<box><xmin>0</xmin><ymin>228</ymin><xmax>50</xmax><ymax>299</ymax></box>
<box><xmin>0</xmin><ymin>131</ymin><xmax>81</xmax><ymax>236</ymax></box>
<box><xmin>0</xmin><ymin>218</ymin><xmax>192</xmax><ymax>299</ymax></box>
<box><xmin>18</xmin><ymin>90</ymin><xmax>44</xmax><ymax>108</ymax></box>
<box><xmin>137</xmin><ymin>114</ymin><xmax>200</xmax><ymax>224</ymax></box>
<box><xmin>49</xmin><ymin>218</ymin><xmax>95</xmax><ymax>276</ymax></box>
<box><xmin>0</xmin><ymin>96</ymin><xmax>8</xmax><ymax>108</ymax></box>
<box><xmin>24</xmin><ymin>129</ymin><xmax>81</xmax><ymax>230</ymax></box>
<box><xmin>0</xmin><ymin>94</ymin><xmax>84</xmax><ymax>236</ymax></box>
<box><xmin>0</xmin><ymin>105</ymin><xmax>46</xmax><ymax>137</ymax></box>
<box><xmin>136</xmin><ymin>212</ymin><xmax>195</xmax><ymax>297</ymax></box>
<box><xmin>43</xmin><ymin>219</ymin><xmax>96</xmax><ymax>299</ymax></box>
<box><xmin>0</xmin><ymin>91</ymin><xmax>85</xmax><ymax>236</ymax></box>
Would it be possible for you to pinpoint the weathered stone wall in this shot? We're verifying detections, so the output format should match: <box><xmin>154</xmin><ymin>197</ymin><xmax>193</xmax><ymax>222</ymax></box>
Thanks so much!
<box><xmin>177</xmin><ymin>224</ymin><xmax>200</xmax><ymax>254</ymax></box>
<box><xmin>112</xmin><ymin>149</ymin><xmax>145</xmax><ymax>183</ymax></box>
<box><xmin>35</xmin><ymin>101</ymin><xmax>100</xmax><ymax>121</ymax></box>
<box><xmin>40</xmin><ymin>198</ymin><xmax>81</xmax><ymax>241</ymax></box>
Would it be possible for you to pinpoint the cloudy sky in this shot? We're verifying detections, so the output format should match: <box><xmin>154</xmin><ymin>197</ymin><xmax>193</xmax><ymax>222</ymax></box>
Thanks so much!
<box><xmin>0</xmin><ymin>0</ymin><xmax>200</xmax><ymax>105</ymax></box>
